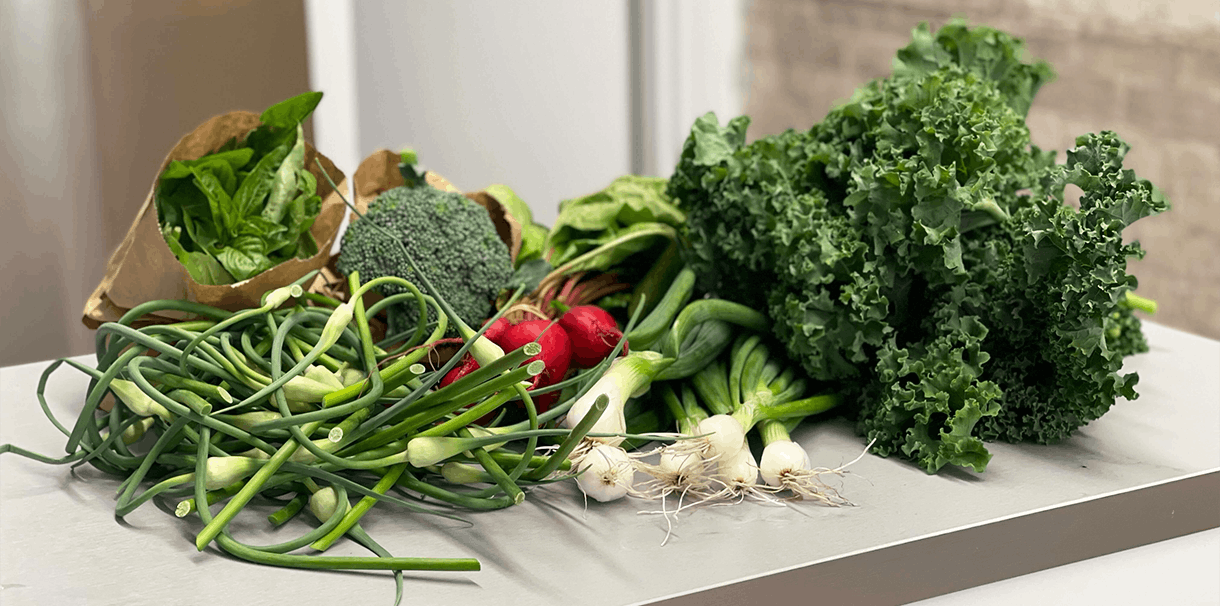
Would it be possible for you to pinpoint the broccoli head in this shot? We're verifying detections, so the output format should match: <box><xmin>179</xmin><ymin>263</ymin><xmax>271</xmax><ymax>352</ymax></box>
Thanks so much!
<box><xmin>337</xmin><ymin>185</ymin><xmax>512</xmax><ymax>335</ymax></box>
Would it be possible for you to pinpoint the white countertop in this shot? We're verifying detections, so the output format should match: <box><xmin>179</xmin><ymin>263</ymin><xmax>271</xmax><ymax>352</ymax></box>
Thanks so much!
<box><xmin>2</xmin><ymin>322</ymin><xmax>1217</xmax><ymax>605</ymax></box>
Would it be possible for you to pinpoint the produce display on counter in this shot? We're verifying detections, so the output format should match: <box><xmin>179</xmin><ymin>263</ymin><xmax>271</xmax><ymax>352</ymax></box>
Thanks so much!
<box><xmin>0</xmin><ymin>20</ymin><xmax>1169</xmax><ymax>605</ymax></box>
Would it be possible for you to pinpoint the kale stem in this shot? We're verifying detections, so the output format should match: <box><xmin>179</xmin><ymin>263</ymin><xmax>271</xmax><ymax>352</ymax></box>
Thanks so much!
<box><xmin>1122</xmin><ymin>291</ymin><xmax>1158</xmax><ymax>315</ymax></box>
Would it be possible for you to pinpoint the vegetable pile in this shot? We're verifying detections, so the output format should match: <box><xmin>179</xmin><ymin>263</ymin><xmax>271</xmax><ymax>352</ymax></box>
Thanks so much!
<box><xmin>667</xmin><ymin>21</ymin><xmax>1166</xmax><ymax>472</ymax></box>
<box><xmin>0</xmin><ymin>18</ymin><xmax>1172</xmax><ymax>605</ymax></box>
<box><xmin>0</xmin><ymin>263</ymin><xmax>644</xmax><ymax>605</ymax></box>
<box><xmin>157</xmin><ymin>93</ymin><xmax>326</xmax><ymax>284</ymax></box>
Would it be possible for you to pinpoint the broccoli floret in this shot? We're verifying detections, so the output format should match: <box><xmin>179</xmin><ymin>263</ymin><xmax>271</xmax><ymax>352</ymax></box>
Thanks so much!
<box><xmin>337</xmin><ymin>185</ymin><xmax>512</xmax><ymax>335</ymax></box>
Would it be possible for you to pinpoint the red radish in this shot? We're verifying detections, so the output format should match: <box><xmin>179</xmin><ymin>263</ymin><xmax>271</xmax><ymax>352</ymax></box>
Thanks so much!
<box><xmin>480</xmin><ymin>317</ymin><xmax>511</xmax><ymax>344</ymax></box>
<box><xmin>437</xmin><ymin>354</ymin><xmax>503</xmax><ymax>426</ymax></box>
<box><xmin>438</xmin><ymin>318</ymin><xmax>508</xmax><ymax>390</ymax></box>
<box><xmin>497</xmin><ymin>319</ymin><xmax>572</xmax><ymax>412</ymax></box>
<box><xmin>435</xmin><ymin>318</ymin><xmax>573</xmax><ymax>419</ymax></box>
<box><xmin>557</xmin><ymin>305</ymin><xmax>628</xmax><ymax>368</ymax></box>
<box><xmin>439</xmin><ymin>354</ymin><xmax>480</xmax><ymax>388</ymax></box>
<box><xmin>527</xmin><ymin>385</ymin><xmax>561</xmax><ymax>412</ymax></box>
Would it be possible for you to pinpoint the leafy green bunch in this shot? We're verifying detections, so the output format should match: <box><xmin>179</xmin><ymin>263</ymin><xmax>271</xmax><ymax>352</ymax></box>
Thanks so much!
<box><xmin>156</xmin><ymin>92</ymin><xmax>325</xmax><ymax>284</ymax></box>
<box><xmin>667</xmin><ymin>21</ymin><xmax>1168</xmax><ymax>473</ymax></box>
<box><xmin>546</xmin><ymin>175</ymin><xmax>686</xmax><ymax>271</ymax></box>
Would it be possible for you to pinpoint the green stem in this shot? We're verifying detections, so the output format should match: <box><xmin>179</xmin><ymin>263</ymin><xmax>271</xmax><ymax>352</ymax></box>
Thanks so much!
<box><xmin>662</xmin><ymin>299</ymin><xmax>768</xmax><ymax>361</ymax></box>
<box><xmin>267</xmin><ymin>493</ymin><xmax>307</xmax><ymax>526</ymax></box>
<box><xmin>545</xmin><ymin>224</ymin><xmax>676</xmax><ymax>279</ymax></box>
<box><xmin>393</xmin><ymin>342</ymin><xmax>541</xmax><ymax>414</ymax></box>
<box><xmin>127</xmin><ymin>359</ymin><xmax>278</xmax><ymax>455</ymax></box>
<box><xmin>115</xmin><ymin>416</ymin><xmax>191</xmax><ymax>517</ymax></box>
<box><xmin>757</xmin><ymin>418</ymin><xmax>791</xmax><ymax>447</ymax></box>
<box><xmin>1123</xmin><ymin>290</ymin><xmax>1158</xmax><ymax>315</ymax></box>
<box><xmin>460</xmin><ymin>432</ymin><xmax>524</xmax><ymax>504</ymax></box>
<box><xmin>524</xmin><ymin>394</ymin><xmax>608</xmax><ymax>481</ymax></box>
<box><xmin>659</xmin><ymin>383</ymin><xmax>708</xmax><ymax>436</ymax></box>
<box><xmin>347</xmin><ymin>286</ymin><xmax>525</xmax><ymax>446</ymax></box>
<box><xmin>203</xmin><ymin>505</ymin><xmax>476</xmax><ymax>571</ymax></box>
<box><xmin>755</xmin><ymin>393</ymin><xmax>841</xmax><ymax>425</ymax></box>
<box><xmin>179</xmin><ymin>284</ymin><xmax>301</xmax><ymax>377</ymax></box>
<box><xmin>396</xmin><ymin>469</ymin><xmax>518</xmax><ymax>511</ymax></box>
<box><xmin>310</xmin><ymin>463</ymin><xmax>407</xmax><ymax>552</ymax></box>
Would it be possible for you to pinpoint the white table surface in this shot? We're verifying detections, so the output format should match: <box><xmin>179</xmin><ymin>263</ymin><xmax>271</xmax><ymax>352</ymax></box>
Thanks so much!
<box><xmin>2</xmin><ymin>322</ymin><xmax>1217</xmax><ymax>605</ymax></box>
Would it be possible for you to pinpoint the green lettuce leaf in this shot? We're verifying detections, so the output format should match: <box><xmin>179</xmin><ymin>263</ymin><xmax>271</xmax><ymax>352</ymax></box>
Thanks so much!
<box><xmin>546</xmin><ymin>175</ymin><xmax>684</xmax><ymax>270</ymax></box>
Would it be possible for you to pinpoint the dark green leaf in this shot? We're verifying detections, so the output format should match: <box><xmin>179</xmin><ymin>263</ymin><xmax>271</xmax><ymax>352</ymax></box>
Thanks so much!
<box><xmin>547</xmin><ymin>175</ymin><xmax>684</xmax><ymax>268</ymax></box>
<box><xmin>690</xmin><ymin>111</ymin><xmax>749</xmax><ymax>167</ymax></box>
<box><xmin>230</xmin><ymin>143</ymin><xmax>290</xmax><ymax>218</ymax></box>
<box><xmin>516</xmin><ymin>223</ymin><xmax>549</xmax><ymax>266</ymax></box>
<box><xmin>214</xmin><ymin>136</ymin><xmax>241</xmax><ymax>154</ymax></box>
<box><xmin>191</xmin><ymin>167</ymin><xmax>237</xmax><ymax>241</ymax></box>
<box><xmin>504</xmin><ymin>258</ymin><xmax>552</xmax><ymax>292</ymax></box>
<box><xmin>216</xmin><ymin>248</ymin><xmax>275</xmax><ymax>282</ymax></box>
<box><xmin>261</xmin><ymin>126</ymin><xmax>306</xmax><ymax>224</ymax></box>
<box><xmin>230</xmin><ymin>235</ymin><xmax>268</xmax><ymax>256</ymax></box>
<box><xmin>163</xmin><ymin>227</ymin><xmax>234</xmax><ymax>285</ymax></box>
<box><xmin>237</xmin><ymin>215</ymin><xmax>287</xmax><ymax>240</ymax></box>
<box><xmin>292</xmin><ymin>231</ymin><xmax>318</xmax><ymax>259</ymax></box>
<box><xmin>161</xmin><ymin>149</ymin><xmax>254</xmax><ymax>181</ymax></box>
<box><xmin>258</xmin><ymin>91</ymin><xmax>323</xmax><ymax>131</ymax></box>
<box><xmin>245</xmin><ymin>92</ymin><xmax>321</xmax><ymax>158</ymax></box>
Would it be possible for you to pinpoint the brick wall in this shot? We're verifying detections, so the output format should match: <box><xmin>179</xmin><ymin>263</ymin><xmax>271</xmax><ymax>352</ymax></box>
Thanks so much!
<box><xmin>744</xmin><ymin>0</ymin><xmax>1220</xmax><ymax>340</ymax></box>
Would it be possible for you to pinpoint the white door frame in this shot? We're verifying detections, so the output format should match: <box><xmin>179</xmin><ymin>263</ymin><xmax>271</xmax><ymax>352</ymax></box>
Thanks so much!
<box><xmin>305</xmin><ymin>0</ymin><xmax>746</xmax><ymax>185</ymax></box>
<box><xmin>303</xmin><ymin>0</ymin><xmax>360</xmax><ymax>181</ymax></box>
<box><xmin>631</xmin><ymin>0</ymin><xmax>747</xmax><ymax>177</ymax></box>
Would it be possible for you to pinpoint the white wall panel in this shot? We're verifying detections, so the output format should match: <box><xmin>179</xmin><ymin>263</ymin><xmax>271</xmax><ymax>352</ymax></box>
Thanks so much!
<box><xmin>349</xmin><ymin>1</ymin><xmax>633</xmax><ymax>225</ymax></box>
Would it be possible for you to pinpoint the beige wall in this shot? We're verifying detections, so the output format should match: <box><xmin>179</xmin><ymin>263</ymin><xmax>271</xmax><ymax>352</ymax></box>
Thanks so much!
<box><xmin>745</xmin><ymin>0</ymin><xmax>1220</xmax><ymax>340</ymax></box>
<box><xmin>84</xmin><ymin>0</ymin><xmax>313</xmax><ymax>260</ymax></box>
<box><xmin>0</xmin><ymin>0</ymin><xmax>311</xmax><ymax>366</ymax></box>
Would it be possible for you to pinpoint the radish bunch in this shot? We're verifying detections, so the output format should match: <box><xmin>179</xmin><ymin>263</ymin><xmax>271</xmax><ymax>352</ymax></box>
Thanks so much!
<box><xmin>441</xmin><ymin>304</ymin><xmax>629</xmax><ymax>416</ymax></box>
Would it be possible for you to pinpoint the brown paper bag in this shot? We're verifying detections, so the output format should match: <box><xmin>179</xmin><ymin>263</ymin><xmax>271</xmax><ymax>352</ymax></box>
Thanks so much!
<box><xmin>82</xmin><ymin>111</ymin><xmax>348</xmax><ymax>329</ymax></box>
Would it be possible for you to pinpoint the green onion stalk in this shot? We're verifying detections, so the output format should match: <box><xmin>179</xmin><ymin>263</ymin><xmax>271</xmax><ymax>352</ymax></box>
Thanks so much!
<box><xmin>640</xmin><ymin>330</ymin><xmax>843</xmax><ymax>501</ymax></box>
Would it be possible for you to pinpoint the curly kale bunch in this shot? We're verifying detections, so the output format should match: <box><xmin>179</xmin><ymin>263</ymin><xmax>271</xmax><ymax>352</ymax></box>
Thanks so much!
<box><xmin>337</xmin><ymin>185</ymin><xmax>512</xmax><ymax>335</ymax></box>
<box><xmin>668</xmin><ymin>20</ymin><xmax>1167</xmax><ymax>473</ymax></box>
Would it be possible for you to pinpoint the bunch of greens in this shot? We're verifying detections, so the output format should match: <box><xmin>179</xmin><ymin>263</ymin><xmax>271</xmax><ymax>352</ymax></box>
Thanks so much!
<box><xmin>545</xmin><ymin>174</ymin><xmax>685</xmax><ymax>272</ymax></box>
<box><xmin>534</xmin><ymin>175</ymin><xmax>687</xmax><ymax>313</ymax></box>
<box><xmin>156</xmin><ymin>92</ymin><xmax>325</xmax><ymax>285</ymax></box>
<box><xmin>0</xmin><ymin>256</ymin><xmax>638</xmax><ymax>604</ymax></box>
<box><xmin>667</xmin><ymin>21</ymin><xmax>1168</xmax><ymax>473</ymax></box>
